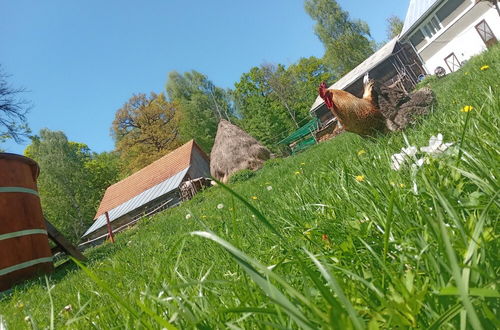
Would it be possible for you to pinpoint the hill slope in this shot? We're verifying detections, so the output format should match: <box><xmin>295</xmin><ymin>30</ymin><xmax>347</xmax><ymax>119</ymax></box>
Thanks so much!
<box><xmin>1</xmin><ymin>45</ymin><xmax>499</xmax><ymax>329</ymax></box>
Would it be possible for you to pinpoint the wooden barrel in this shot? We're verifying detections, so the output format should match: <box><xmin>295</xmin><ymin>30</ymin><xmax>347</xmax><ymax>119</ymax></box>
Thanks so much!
<box><xmin>0</xmin><ymin>153</ymin><xmax>53</xmax><ymax>292</ymax></box>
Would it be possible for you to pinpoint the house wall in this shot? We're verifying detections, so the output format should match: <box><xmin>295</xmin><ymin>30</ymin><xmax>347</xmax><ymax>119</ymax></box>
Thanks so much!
<box><xmin>409</xmin><ymin>1</ymin><xmax>499</xmax><ymax>74</ymax></box>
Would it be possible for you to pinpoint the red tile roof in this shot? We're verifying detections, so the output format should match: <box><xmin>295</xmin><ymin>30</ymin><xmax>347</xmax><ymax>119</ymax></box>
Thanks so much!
<box><xmin>94</xmin><ymin>140</ymin><xmax>206</xmax><ymax>219</ymax></box>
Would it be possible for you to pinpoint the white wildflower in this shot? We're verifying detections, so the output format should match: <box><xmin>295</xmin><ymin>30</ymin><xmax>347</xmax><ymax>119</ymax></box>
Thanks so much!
<box><xmin>390</xmin><ymin>146</ymin><xmax>418</xmax><ymax>171</ymax></box>
<box><xmin>402</xmin><ymin>146</ymin><xmax>418</xmax><ymax>157</ymax></box>
<box><xmin>420</xmin><ymin>133</ymin><xmax>453</xmax><ymax>155</ymax></box>
<box><xmin>185</xmin><ymin>214</ymin><xmax>191</xmax><ymax>220</ymax></box>
<box><xmin>64</xmin><ymin>304</ymin><xmax>72</xmax><ymax>312</ymax></box>
<box><xmin>266</xmin><ymin>186</ymin><xmax>273</xmax><ymax>191</ymax></box>
<box><xmin>391</xmin><ymin>152</ymin><xmax>406</xmax><ymax>171</ymax></box>
<box><xmin>414</xmin><ymin>158</ymin><xmax>425</xmax><ymax>168</ymax></box>
<box><xmin>24</xmin><ymin>316</ymin><xmax>30</xmax><ymax>322</ymax></box>
<box><xmin>217</xmin><ymin>203</ymin><xmax>224</xmax><ymax>209</ymax></box>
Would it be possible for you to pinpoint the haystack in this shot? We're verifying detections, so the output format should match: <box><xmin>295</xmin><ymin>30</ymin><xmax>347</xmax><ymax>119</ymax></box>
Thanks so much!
<box><xmin>210</xmin><ymin>120</ymin><xmax>271</xmax><ymax>183</ymax></box>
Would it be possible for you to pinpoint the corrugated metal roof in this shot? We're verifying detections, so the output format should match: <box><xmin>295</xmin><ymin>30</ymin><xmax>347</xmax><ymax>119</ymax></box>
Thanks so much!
<box><xmin>310</xmin><ymin>38</ymin><xmax>398</xmax><ymax>112</ymax></box>
<box><xmin>83</xmin><ymin>167</ymin><xmax>189</xmax><ymax>237</ymax></box>
<box><xmin>400</xmin><ymin>0</ymin><xmax>441</xmax><ymax>37</ymax></box>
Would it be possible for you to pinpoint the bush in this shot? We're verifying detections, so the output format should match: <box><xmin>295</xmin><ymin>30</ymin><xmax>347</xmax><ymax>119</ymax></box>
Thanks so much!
<box><xmin>227</xmin><ymin>169</ymin><xmax>255</xmax><ymax>184</ymax></box>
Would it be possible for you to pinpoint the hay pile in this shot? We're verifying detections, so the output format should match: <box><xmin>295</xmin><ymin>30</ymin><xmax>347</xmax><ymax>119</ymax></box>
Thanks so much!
<box><xmin>376</xmin><ymin>84</ymin><xmax>435</xmax><ymax>131</ymax></box>
<box><xmin>210</xmin><ymin>120</ymin><xmax>271</xmax><ymax>183</ymax></box>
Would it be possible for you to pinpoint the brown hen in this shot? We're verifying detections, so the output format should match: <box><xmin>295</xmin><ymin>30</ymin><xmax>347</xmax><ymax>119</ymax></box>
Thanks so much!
<box><xmin>318</xmin><ymin>78</ymin><xmax>387</xmax><ymax>137</ymax></box>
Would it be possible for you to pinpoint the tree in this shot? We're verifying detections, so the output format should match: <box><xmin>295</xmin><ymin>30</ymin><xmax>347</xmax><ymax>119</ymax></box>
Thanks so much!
<box><xmin>0</xmin><ymin>65</ymin><xmax>30</xmax><ymax>143</ymax></box>
<box><xmin>261</xmin><ymin>63</ymin><xmax>301</xmax><ymax>127</ymax></box>
<box><xmin>233</xmin><ymin>66</ymin><xmax>297</xmax><ymax>149</ymax></box>
<box><xmin>112</xmin><ymin>92</ymin><xmax>182</xmax><ymax>175</ymax></box>
<box><xmin>166</xmin><ymin>70</ymin><xmax>233</xmax><ymax>152</ymax></box>
<box><xmin>304</xmin><ymin>0</ymin><xmax>374</xmax><ymax>76</ymax></box>
<box><xmin>233</xmin><ymin>57</ymin><xmax>331</xmax><ymax>150</ymax></box>
<box><xmin>386</xmin><ymin>15</ymin><xmax>404</xmax><ymax>40</ymax></box>
<box><xmin>25</xmin><ymin>129</ymin><xmax>120</xmax><ymax>243</ymax></box>
<box><xmin>287</xmin><ymin>56</ymin><xmax>333</xmax><ymax>115</ymax></box>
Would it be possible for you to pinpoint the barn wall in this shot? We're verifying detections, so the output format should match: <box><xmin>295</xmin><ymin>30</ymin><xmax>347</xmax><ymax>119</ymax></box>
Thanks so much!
<box><xmin>83</xmin><ymin>189</ymin><xmax>181</xmax><ymax>241</ymax></box>
<box><xmin>188</xmin><ymin>146</ymin><xmax>210</xmax><ymax>179</ymax></box>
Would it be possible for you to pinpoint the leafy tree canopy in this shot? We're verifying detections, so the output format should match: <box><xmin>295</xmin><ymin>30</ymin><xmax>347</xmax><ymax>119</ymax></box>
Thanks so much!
<box><xmin>233</xmin><ymin>57</ymin><xmax>331</xmax><ymax>151</ymax></box>
<box><xmin>25</xmin><ymin>129</ymin><xmax>120</xmax><ymax>243</ymax></box>
<box><xmin>166</xmin><ymin>70</ymin><xmax>234</xmax><ymax>152</ymax></box>
<box><xmin>304</xmin><ymin>0</ymin><xmax>374</xmax><ymax>76</ymax></box>
<box><xmin>112</xmin><ymin>92</ymin><xmax>182</xmax><ymax>175</ymax></box>
<box><xmin>386</xmin><ymin>15</ymin><xmax>404</xmax><ymax>40</ymax></box>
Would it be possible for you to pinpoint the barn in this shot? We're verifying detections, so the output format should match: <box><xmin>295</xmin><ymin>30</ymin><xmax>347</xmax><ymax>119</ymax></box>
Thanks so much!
<box><xmin>80</xmin><ymin>140</ymin><xmax>210</xmax><ymax>246</ymax></box>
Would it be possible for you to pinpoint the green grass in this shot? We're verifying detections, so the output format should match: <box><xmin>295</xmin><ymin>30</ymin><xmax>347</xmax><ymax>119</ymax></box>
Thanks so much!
<box><xmin>1</xmin><ymin>45</ymin><xmax>499</xmax><ymax>329</ymax></box>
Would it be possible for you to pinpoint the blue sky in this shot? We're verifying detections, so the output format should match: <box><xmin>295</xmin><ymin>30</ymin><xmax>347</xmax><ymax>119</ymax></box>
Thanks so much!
<box><xmin>0</xmin><ymin>0</ymin><xmax>409</xmax><ymax>154</ymax></box>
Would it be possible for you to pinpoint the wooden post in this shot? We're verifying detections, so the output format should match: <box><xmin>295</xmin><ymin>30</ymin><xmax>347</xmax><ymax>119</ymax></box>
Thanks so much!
<box><xmin>105</xmin><ymin>211</ymin><xmax>115</xmax><ymax>243</ymax></box>
<box><xmin>44</xmin><ymin>218</ymin><xmax>87</xmax><ymax>261</ymax></box>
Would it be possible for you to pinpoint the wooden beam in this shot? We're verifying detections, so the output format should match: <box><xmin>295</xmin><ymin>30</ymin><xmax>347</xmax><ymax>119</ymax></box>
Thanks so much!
<box><xmin>44</xmin><ymin>218</ymin><xmax>87</xmax><ymax>262</ymax></box>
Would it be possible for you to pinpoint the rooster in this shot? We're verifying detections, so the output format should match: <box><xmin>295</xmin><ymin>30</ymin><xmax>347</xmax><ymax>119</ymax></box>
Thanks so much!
<box><xmin>318</xmin><ymin>74</ymin><xmax>387</xmax><ymax>136</ymax></box>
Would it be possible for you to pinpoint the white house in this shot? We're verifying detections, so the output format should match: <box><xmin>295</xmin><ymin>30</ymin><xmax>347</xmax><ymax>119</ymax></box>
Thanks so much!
<box><xmin>400</xmin><ymin>0</ymin><xmax>500</xmax><ymax>74</ymax></box>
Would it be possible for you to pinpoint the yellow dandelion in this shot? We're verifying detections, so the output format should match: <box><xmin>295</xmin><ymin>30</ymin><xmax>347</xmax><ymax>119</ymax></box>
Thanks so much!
<box><xmin>357</xmin><ymin>149</ymin><xmax>366</xmax><ymax>156</ymax></box>
<box><xmin>399</xmin><ymin>183</ymin><xmax>406</xmax><ymax>188</ymax></box>
<box><xmin>251</xmin><ymin>196</ymin><xmax>258</xmax><ymax>200</ymax></box>
<box><xmin>300</xmin><ymin>162</ymin><xmax>306</xmax><ymax>165</ymax></box>
<box><xmin>480</xmin><ymin>65</ymin><xmax>490</xmax><ymax>71</ymax></box>
<box><xmin>355</xmin><ymin>175</ymin><xmax>365</xmax><ymax>182</ymax></box>
<box><xmin>461</xmin><ymin>105</ymin><xmax>474</xmax><ymax>113</ymax></box>
<box><xmin>295</xmin><ymin>171</ymin><xmax>301</xmax><ymax>175</ymax></box>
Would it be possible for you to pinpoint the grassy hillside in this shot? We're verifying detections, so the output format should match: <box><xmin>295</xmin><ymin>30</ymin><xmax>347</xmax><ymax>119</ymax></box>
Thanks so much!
<box><xmin>1</xmin><ymin>45</ymin><xmax>498</xmax><ymax>329</ymax></box>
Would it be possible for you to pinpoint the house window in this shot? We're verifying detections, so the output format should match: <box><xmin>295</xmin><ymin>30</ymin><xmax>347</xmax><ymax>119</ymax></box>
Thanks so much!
<box><xmin>422</xmin><ymin>16</ymin><xmax>442</xmax><ymax>39</ymax></box>
<box><xmin>410</xmin><ymin>30</ymin><xmax>426</xmax><ymax>48</ymax></box>
<box><xmin>475</xmin><ymin>19</ymin><xmax>498</xmax><ymax>48</ymax></box>
<box><xmin>444</xmin><ymin>53</ymin><xmax>461</xmax><ymax>72</ymax></box>
<box><xmin>436</xmin><ymin>0</ymin><xmax>466</xmax><ymax>22</ymax></box>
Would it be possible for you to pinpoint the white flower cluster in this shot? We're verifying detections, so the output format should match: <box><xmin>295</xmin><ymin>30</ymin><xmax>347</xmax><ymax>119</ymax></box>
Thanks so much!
<box><xmin>391</xmin><ymin>134</ymin><xmax>453</xmax><ymax>171</ymax></box>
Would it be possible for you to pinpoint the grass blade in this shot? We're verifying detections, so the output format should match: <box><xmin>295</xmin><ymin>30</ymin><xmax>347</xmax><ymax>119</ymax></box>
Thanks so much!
<box><xmin>304</xmin><ymin>249</ymin><xmax>365</xmax><ymax>330</ymax></box>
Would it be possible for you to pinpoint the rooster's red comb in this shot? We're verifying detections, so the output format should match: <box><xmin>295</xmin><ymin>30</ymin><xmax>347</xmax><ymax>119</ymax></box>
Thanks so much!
<box><xmin>318</xmin><ymin>82</ymin><xmax>333</xmax><ymax>109</ymax></box>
